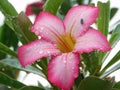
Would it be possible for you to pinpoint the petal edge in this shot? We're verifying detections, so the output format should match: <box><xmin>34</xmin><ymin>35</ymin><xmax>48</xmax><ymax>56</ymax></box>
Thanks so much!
<box><xmin>48</xmin><ymin>53</ymin><xmax>80</xmax><ymax>90</ymax></box>
<box><xmin>74</xmin><ymin>29</ymin><xmax>111</xmax><ymax>53</ymax></box>
<box><xmin>18</xmin><ymin>39</ymin><xmax>60</xmax><ymax>67</ymax></box>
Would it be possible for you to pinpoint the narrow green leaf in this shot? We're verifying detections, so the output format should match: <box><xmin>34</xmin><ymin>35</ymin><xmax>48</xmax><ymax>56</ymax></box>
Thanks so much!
<box><xmin>0</xmin><ymin>59</ymin><xmax>45</xmax><ymax>78</ymax></box>
<box><xmin>0</xmin><ymin>0</ymin><xmax>18</xmax><ymax>32</ymax></box>
<box><xmin>12</xmin><ymin>12</ymin><xmax>38</xmax><ymax>44</ymax></box>
<box><xmin>101</xmin><ymin>24</ymin><xmax>120</xmax><ymax>65</ymax></box>
<box><xmin>78</xmin><ymin>76</ymin><xmax>114</xmax><ymax>90</ymax></box>
<box><xmin>43</xmin><ymin>0</ymin><xmax>64</xmax><ymax>15</ymax></box>
<box><xmin>20</xmin><ymin>86</ymin><xmax>44</xmax><ymax>90</ymax></box>
<box><xmin>101</xmin><ymin>50</ymin><xmax>120</xmax><ymax>74</ymax></box>
<box><xmin>0</xmin><ymin>0</ymin><xmax>18</xmax><ymax>16</ymax></box>
<box><xmin>0</xmin><ymin>72</ymin><xmax>26</xmax><ymax>89</ymax></box>
<box><xmin>109</xmin><ymin>24</ymin><xmax>120</xmax><ymax>48</ymax></box>
<box><xmin>97</xmin><ymin>1</ymin><xmax>110</xmax><ymax>37</ymax></box>
<box><xmin>97</xmin><ymin>1</ymin><xmax>110</xmax><ymax>67</ymax></box>
<box><xmin>100</xmin><ymin>62</ymin><xmax>120</xmax><ymax>78</ymax></box>
<box><xmin>0</xmin><ymin>26</ymin><xmax>4</xmax><ymax>42</ymax></box>
<box><xmin>0</xmin><ymin>42</ymin><xmax>17</xmax><ymax>58</ymax></box>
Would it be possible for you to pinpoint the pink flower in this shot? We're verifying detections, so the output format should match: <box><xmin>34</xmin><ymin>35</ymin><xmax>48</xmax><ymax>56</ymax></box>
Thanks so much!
<box><xmin>25</xmin><ymin>1</ymin><xmax>44</xmax><ymax>16</ymax></box>
<box><xmin>18</xmin><ymin>6</ymin><xmax>111</xmax><ymax>90</ymax></box>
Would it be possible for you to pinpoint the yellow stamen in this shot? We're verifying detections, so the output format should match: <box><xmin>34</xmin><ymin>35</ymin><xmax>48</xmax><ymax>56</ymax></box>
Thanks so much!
<box><xmin>57</xmin><ymin>33</ymin><xmax>76</xmax><ymax>53</ymax></box>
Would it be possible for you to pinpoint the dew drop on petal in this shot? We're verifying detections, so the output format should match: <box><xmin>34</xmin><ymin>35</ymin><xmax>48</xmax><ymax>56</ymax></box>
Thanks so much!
<box><xmin>40</xmin><ymin>27</ymin><xmax>44</xmax><ymax>30</ymax></box>
<box><xmin>72</xmin><ymin>67</ymin><xmax>75</xmax><ymax>70</ymax></box>
<box><xmin>63</xmin><ymin>60</ymin><xmax>67</xmax><ymax>64</ymax></box>
<box><xmin>100</xmin><ymin>47</ymin><xmax>103</xmax><ymax>50</ymax></box>
<box><xmin>39</xmin><ymin>51</ymin><xmax>43</xmax><ymax>54</ymax></box>
<box><xmin>35</xmin><ymin>30</ymin><xmax>40</xmax><ymax>35</ymax></box>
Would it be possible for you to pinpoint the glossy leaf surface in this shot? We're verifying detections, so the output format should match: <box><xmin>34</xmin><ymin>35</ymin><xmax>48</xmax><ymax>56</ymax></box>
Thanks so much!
<box><xmin>43</xmin><ymin>0</ymin><xmax>64</xmax><ymax>15</ymax></box>
<box><xmin>78</xmin><ymin>76</ymin><xmax>114</xmax><ymax>90</ymax></box>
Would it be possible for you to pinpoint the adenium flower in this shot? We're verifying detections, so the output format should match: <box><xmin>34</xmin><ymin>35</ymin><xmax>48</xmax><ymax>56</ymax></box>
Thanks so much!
<box><xmin>25</xmin><ymin>1</ymin><xmax>44</xmax><ymax>16</ymax></box>
<box><xmin>18</xmin><ymin>5</ymin><xmax>111</xmax><ymax>90</ymax></box>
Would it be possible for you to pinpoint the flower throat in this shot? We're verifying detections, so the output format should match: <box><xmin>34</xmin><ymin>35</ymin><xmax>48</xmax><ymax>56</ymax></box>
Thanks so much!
<box><xmin>57</xmin><ymin>33</ymin><xmax>76</xmax><ymax>53</ymax></box>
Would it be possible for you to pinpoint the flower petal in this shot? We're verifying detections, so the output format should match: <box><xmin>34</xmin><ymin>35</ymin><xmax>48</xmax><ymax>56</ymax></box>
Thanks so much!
<box><xmin>64</xmin><ymin>5</ymin><xmax>99</xmax><ymax>37</ymax></box>
<box><xmin>48</xmin><ymin>53</ymin><xmax>80</xmax><ymax>90</ymax></box>
<box><xmin>25</xmin><ymin>1</ymin><xmax>44</xmax><ymax>16</ymax></box>
<box><xmin>31</xmin><ymin>11</ymin><xmax>65</xmax><ymax>43</ymax></box>
<box><xmin>74</xmin><ymin>29</ymin><xmax>111</xmax><ymax>53</ymax></box>
<box><xmin>18</xmin><ymin>39</ymin><xmax>60</xmax><ymax>67</ymax></box>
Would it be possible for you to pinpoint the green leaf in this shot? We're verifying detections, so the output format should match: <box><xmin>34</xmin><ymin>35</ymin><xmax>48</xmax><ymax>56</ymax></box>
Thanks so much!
<box><xmin>20</xmin><ymin>86</ymin><xmax>44</xmax><ymax>90</ymax></box>
<box><xmin>60</xmin><ymin>0</ymin><xmax>71</xmax><ymax>16</ymax></box>
<box><xmin>36</xmin><ymin>58</ymin><xmax>48</xmax><ymax>75</ymax></box>
<box><xmin>74</xmin><ymin>73</ymin><xmax>84</xmax><ymax>88</ymax></box>
<box><xmin>82</xmin><ymin>51</ymin><xmax>99</xmax><ymax>75</ymax></box>
<box><xmin>0</xmin><ymin>25</ymin><xmax>4</xmax><ymax>42</ymax></box>
<box><xmin>0</xmin><ymin>72</ymin><xmax>25</xmax><ymax>89</ymax></box>
<box><xmin>0</xmin><ymin>59</ymin><xmax>45</xmax><ymax>78</ymax></box>
<box><xmin>97</xmin><ymin>1</ymin><xmax>110</xmax><ymax>37</ymax></box>
<box><xmin>78</xmin><ymin>76</ymin><xmax>114</xmax><ymax>90</ymax></box>
<box><xmin>0</xmin><ymin>0</ymin><xmax>18</xmax><ymax>16</ymax></box>
<box><xmin>77</xmin><ymin>0</ymin><xmax>91</xmax><ymax>5</ymax></box>
<box><xmin>97</xmin><ymin>1</ymin><xmax>110</xmax><ymax>67</ymax></box>
<box><xmin>113</xmin><ymin>81</ymin><xmax>120</xmax><ymax>89</ymax></box>
<box><xmin>110</xmin><ymin>8</ymin><xmax>118</xmax><ymax>20</ymax></box>
<box><xmin>0</xmin><ymin>42</ymin><xmax>17</xmax><ymax>58</ymax></box>
<box><xmin>12</xmin><ymin>12</ymin><xmax>38</xmax><ymax>44</ymax></box>
<box><xmin>0</xmin><ymin>0</ymin><xmax>18</xmax><ymax>31</ymax></box>
<box><xmin>100</xmin><ymin>62</ymin><xmax>120</xmax><ymax>78</ymax></box>
<box><xmin>101</xmin><ymin>50</ymin><xmax>120</xmax><ymax>74</ymax></box>
<box><xmin>112</xmin><ymin>89</ymin><xmax>120</xmax><ymax>90</ymax></box>
<box><xmin>0</xmin><ymin>84</ymin><xmax>10</xmax><ymax>90</ymax></box>
<box><xmin>101</xmin><ymin>24</ymin><xmax>120</xmax><ymax>66</ymax></box>
<box><xmin>43</xmin><ymin>0</ymin><xmax>64</xmax><ymax>15</ymax></box>
<box><xmin>0</xmin><ymin>23</ymin><xmax>18</xmax><ymax>50</ymax></box>
<box><xmin>109</xmin><ymin>24</ymin><xmax>120</xmax><ymax>48</ymax></box>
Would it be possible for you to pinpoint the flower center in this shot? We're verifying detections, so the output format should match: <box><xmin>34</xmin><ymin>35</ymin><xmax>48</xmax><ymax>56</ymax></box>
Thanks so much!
<box><xmin>57</xmin><ymin>33</ymin><xmax>76</xmax><ymax>53</ymax></box>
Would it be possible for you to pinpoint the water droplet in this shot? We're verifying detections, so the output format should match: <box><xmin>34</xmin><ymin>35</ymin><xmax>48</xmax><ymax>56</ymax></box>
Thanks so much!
<box><xmin>100</xmin><ymin>47</ymin><xmax>103</xmax><ymax>50</ymax></box>
<box><xmin>39</xmin><ymin>51</ymin><xmax>43</xmax><ymax>54</ymax></box>
<box><xmin>35</xmin><ymin>30</ymin><xmax>40</xmax><ymax>35</ymax></box>
<box><xmin>8</xmin><ymin>86</ymin><xmax>11</xmax><ymax>89</ymax></box>
<box><xmin>19</xmin><ymin>34</ymin><xmax>22</xmax><ymax>37</ymax></box>
<box><xmin>47</xmin><ymin>51</ymin><xmax>50</xmax><ymax>54</ymax></box>
<box><xmin>2</xmin><ymin>68</ymin><xmax>5</xmax><ymax>71</ymax></box>
<box><xmin>74</xmin><ymin>73</ymin><xmax>78</xmax><ymax>78</ymax></box>
<box><xmin>52</xmin><ymin>61</ymin><xmax>55</xmax><ymax>64</ymax></box>
<box><xmin>63</xmin><ymin>60</ymin><xmax>66</xmax><ymax>64</ymax></box>
<box><xmin>72</xmin><ymin>67</ymin><xmax>75</xmax><ymax>70</ymax></box>
<box><xmin>40</xmin><ymin>27</ymin><xmax>44</xmax><ymax>30</ymax></box>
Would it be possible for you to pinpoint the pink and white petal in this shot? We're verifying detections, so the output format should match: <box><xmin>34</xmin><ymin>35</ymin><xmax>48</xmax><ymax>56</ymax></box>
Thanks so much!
<box><xmin>74</xmin><ymin>29</ymin><xmax>111</xmax><ymax>53</ymax></box>
<box><xmin>31</xmin><ymin>11</ymin><xmax>65</xmax><ymax>43</ymax></box>
<box><xmin>18</xmin><ymin>39</ymin><xmax>61</xmax><ymax>67</ymax></box>
<box><xmin>64</xmin><ymin>5</ymin><xmax>99</xmax><ymax>37</ymax></box>
<box><xmin>48</xmin><ymin>53</ymin><xmax>80</xmax><ymax>90</ymax></box>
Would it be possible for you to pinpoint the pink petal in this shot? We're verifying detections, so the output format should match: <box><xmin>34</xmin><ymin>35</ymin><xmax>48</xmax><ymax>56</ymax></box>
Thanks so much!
<box><xmin>18</xmin><ymin>39</ymin><xmax>61</xmax><ymax>67</ymax></box>
<box><xmin>64</xmin><ymin>5</ymin><xmax>99</xmax><ymax>37</ymax></box>
<box><xmin>31</xmin><ymin>11</ymin><xmax>65</xmax><ymax>43</ymax></box>
<box><xmin>74</xmin><ymin>29</ymin><xmax>111</xmax><ymax>53</ymax></box>
<box><xmin>25</xmin><ymin>1</ymin><xmax>44</xmax><ymax>16</ymax></box>
<box><xmin>48</xmin><ymin>53</ymin><xmax>80</xmax><ymax>90</ymax></box>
